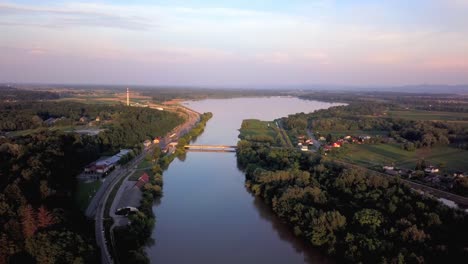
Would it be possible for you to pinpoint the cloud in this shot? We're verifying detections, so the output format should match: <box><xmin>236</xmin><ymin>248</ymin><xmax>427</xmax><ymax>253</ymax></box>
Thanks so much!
<box><xmin>0</xmin><ymin>2</ymin><xmax>153</xmax><ymax>30</ymax></box>
<box><xmin>0</xmin><ymin>1</ymin><xmax>467</xmax><ymax>85</ymax></box>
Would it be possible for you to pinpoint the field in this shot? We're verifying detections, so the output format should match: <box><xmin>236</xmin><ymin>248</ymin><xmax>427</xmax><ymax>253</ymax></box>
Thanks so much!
<box><xmin>316</xmin><ymin>130</ymin><xmax>389</xmax><ymax>138</ymax></box>
<box><xmin>239</xmin><ymin>119</ymin><xmax>278</xmax><ymax>138</ymax></box>
<box><xmin>239</xmin><ymin>119</ymin><xmax>291</xmax><ymax>147</ymax></box>
<box><xmin>387</xmin><ymin>110</ymin><xmax>468</xmax><ymax>123</ymax></box>
<box><xmin>75</xmin><ymin>180</ymin><xmax>102</xmax><ymax>211</ymax></box>
<box><xmin>335</xmin><ymin>143</ymin><xmax>468</xmax><ymax>173</ymax></box>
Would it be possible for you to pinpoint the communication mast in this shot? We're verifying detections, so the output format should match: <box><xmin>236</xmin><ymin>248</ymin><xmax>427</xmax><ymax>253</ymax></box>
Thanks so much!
<box><xmin>126</xmin><ymin>87</ymin><xmax>130</xmax><ymax>106</ymax></box>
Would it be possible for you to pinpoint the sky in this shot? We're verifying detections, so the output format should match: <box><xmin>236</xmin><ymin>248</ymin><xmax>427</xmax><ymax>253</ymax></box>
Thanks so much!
<box><xmin>1</xmin><ymin>0</ymin><xmax>468</xmax><ymax>87</ymax></box>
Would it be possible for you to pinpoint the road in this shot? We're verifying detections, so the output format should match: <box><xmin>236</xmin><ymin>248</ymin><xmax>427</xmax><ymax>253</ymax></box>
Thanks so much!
<box><xmin>89</xmin><ymin>105</ymin><xmax>201</xmax><ymax>264</ymax></box>
<box><xmin>94</xmin><ymin>149</ymin><xmax>148</xmax><ymax>264</ymax></box>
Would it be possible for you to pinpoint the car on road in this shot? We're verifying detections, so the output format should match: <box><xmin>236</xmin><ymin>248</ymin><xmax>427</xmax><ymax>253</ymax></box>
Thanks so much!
<box><xmin>115</xmin><ymin>206</ymin><xmax>139</xmax><ymax>216</ymax></box>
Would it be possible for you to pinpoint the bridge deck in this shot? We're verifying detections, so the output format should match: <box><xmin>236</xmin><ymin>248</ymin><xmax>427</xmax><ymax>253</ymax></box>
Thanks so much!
<box><xmin>184</xmin><ymin>145</ymin><xmax>237</xmax><ymax>149</ymax></box>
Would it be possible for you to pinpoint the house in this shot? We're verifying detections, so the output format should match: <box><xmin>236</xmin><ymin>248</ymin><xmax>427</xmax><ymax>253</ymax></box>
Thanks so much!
<box><xmin>95</xmin><ymin>164</ymin><xmax>112</xmax><ymax>174</ymax></box>
<box><xmin>143</xmin><ymin>140</ymin><xmax>152</xmax><ymax>148</ymax></box>
<box><xmin>344</xmin><ymin>135</ymin><xmax>351</xmax><ymax>140</ymax></box>
<box><xmin>301</xmin><ymin>146</ymin><xmax>309</xmax><ymax>151</ymax></box>
<box><xmin>135</xmin><ymin>173</ymin><xmax>150</xmax><ymax>189</ymax></box>
<box><xmin>79</xmin><ymin>116</ymin><xmax>88</xmax><ymax>123</ymax></box>
<box><xmin>83</xmin><ymin>149</ymin><xmax>131</xmax><ymax>175</ymax></box>
<box><xmin>319</xmin><ymin>136</ymin><xmax>326</xmax><ymax>141</ymax></box>
<box><xmin>359</xmin><ymin>135</ymin><xmax>371</xmax><ymax>140</ymax></box>
<box><xmin>383</xmin><ymin>166</ymin><xmax>394</xmax><ymax>171</ymax></box>
<box><xmin>153</xmin><ymin>137</ymin><xmax>160</xmax><ymax>144</ymax></box>
<box><xmin>453</xmin><ymin>172</ymin><xmax>465</xmax><ymax>178</ymax></box>
<box><xmin>425</xmin><ymin>166</ymin><xmax>439</xmax><ymax>174</ymax></box>
<box><xmin>332</xmin><ymin>142</ymin><xmax>341</xmax><ymax>148</ymax></box>
<box><xmin>95</xmin><ymin>116</ymin><xmax>100</xmax><ymax>122</ymax></box>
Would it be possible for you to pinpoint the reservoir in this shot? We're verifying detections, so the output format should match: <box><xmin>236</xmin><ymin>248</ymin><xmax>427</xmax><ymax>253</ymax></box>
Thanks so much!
<box><xmin>146</xmin><ymin>97</ymin><xmax>342</xmax><ymax>264</ymax></box>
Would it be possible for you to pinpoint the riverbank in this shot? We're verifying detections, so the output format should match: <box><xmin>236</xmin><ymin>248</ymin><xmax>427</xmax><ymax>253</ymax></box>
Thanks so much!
<box><xmin>146</xmin><ymin>97</ymin><xmax>340</xmax><ymax>264</ymax></box>
<box><xmin>237</xmin><ymin>120</ymin><xmax>468</xmax><ymax>263</ymax></box>
<box><xmin>112</xmin><ymin>111</ymin><xmax>213</xmax><ymax>263</ymax></box>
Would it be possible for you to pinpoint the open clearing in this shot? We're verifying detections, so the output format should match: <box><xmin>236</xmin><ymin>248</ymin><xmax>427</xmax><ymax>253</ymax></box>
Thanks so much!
<box><xmin>336</xmin><ymin>143</ymin><xmax>468</xmax><ymax>173</ymax></box>
<box><xmin>387</xmin><ymin>110</ymin><xmax>468</xmax><ymax>123</ymax></box>
<box><xmin>75</xmin><ymin>180</ymin><xmax>102</xmax><ymax>211</ymax></box>
<box><xmin>239</xmin><ymin>119</ymin><xmax>278</xmax><ymax>139</ymax></box>
<box><xmin>239</xmin><ymin>119</ymin><xmax>291</xmax><ymax>147</ymax></box>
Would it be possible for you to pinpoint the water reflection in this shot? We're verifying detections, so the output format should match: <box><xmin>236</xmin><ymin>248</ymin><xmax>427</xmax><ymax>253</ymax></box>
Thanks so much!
<box><xmin>147</xmin><ymin>97</ymin><xmax>341</xmax><ymax>263</ymax></box>
<box><xmin>251</xmin><ymin>195</ymin><xmax>333</xmax><ymax>264</ymax></box>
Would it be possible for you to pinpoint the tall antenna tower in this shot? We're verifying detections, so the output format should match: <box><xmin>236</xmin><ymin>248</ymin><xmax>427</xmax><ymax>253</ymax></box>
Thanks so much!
<box><xmin>126</xmin><ymin>87</ymin><xmax>130</xmax><ymax>106</ymax></box>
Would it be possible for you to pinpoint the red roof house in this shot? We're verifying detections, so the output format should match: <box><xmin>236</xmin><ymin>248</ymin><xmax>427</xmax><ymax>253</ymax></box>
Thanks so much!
<box><xmin>135</xmin><ymin>173</ymin><xmax>150</xmax><ymax>189</ymax></box>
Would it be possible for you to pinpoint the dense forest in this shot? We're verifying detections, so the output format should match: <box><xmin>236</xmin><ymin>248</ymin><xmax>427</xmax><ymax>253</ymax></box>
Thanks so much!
<box><xmin>237</xmin><ymin>139</ymin><xmax>468</xmax><ymax>263</ymax></box>
<box><xmin>0</xmin><ymin>132</ymin><xmax>100</xmax><ymax>263</ymax></box>
<box><xmin>0</xmin><ymin>102</ymin><xmax>184</xmax><ymax>263</ymax></box>
<box><xmin>0</xmin><ymin>86</ymin><xmax>61</xmax><ymax>102</ymax></box>
<box><xmin>281</xmin><ymin>103</ymin><xmax>468</xmax><ymax>149</ymax></box>
<box><xmin>1</xmin><ymin>102</ymin><xmax>183</xmax><ymax>151</ymax></box>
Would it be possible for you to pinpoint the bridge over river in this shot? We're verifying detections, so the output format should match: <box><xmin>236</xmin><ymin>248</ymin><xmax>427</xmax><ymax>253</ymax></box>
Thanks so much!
<box><xmin>184</xmin><ymin>145</ymin><xmax>237</xmax><ymax>152</ymax></box>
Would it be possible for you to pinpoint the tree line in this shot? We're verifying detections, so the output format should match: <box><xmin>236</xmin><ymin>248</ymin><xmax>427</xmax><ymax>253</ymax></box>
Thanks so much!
<box><xmin>0</xmin><ymin>102</ymin><xmax>185</xmax><ymax>263</ymax></box>
<box><xmin>237</xmin><ymin>139</ymin><xmax>468</xmax><ymax>263</ymax></box>
<box><xmin>0</xmin><ymin>86</ymin><xmax>61</xmax><ymax>102</ymax></box>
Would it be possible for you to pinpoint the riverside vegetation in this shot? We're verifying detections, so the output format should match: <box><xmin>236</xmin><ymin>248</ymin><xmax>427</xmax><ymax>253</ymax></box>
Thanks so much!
<box><xmin>237</xmin><ymin>119</ymin><xmax>468</xmax><ymax>263</ymax></box>
<box><xmin>113</xmin><ymin>112</ymin><xmax>212</xmax><ymax>264</ymax></box>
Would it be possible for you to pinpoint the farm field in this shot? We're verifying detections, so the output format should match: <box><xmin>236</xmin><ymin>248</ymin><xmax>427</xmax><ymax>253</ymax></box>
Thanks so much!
<box><xmin>315</xmin><ymin>130</ymin><xmax>389</xmax><ymax>138</ymax></box>
<box><xmin>335</xmin><ymin>143</ymin><xmax>468</xmax><ymax>173</ymax></box>
<box><xmin>387</xmin><ymin>110</ymin><xmax>468</xmax><ymax>122</ymax></box>
<box><xmin>239</xmin><ymin>119</ymin><xmax>277</xmax><ymax>138</ymax></box>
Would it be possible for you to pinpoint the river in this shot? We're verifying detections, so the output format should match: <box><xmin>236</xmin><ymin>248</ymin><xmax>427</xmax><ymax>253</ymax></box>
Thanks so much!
<box><xmin>146</xmin><ymin>97</ymin><xmax>342</xmax><ymax>264</ymax></box>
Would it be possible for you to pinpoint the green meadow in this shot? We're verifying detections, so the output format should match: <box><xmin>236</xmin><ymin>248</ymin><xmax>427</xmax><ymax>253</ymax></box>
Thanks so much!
<box><xmin>387</xmin><ymin>110</ymin><xmax>468</xmax><ymax>123</ymax></box>
<box><xmin>335</xmin><ymin>143</ymin><xmax>468</xmax><ymax>173</ymax></box>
